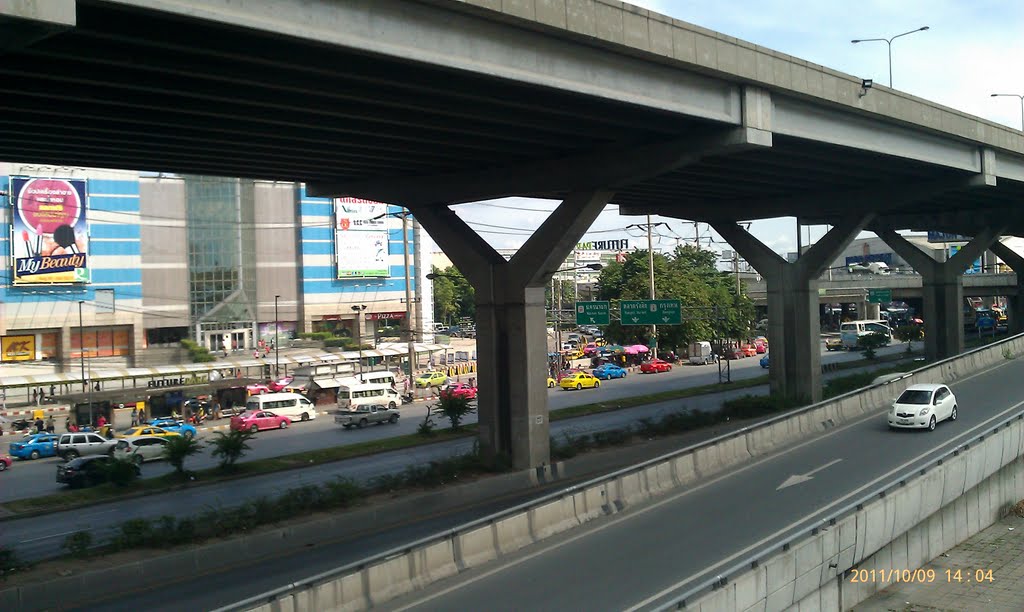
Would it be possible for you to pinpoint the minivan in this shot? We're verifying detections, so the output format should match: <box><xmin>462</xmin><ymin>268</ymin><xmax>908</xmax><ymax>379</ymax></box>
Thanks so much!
<box><xmin>336</xmin><ymin>370</ymin><xmax>397</xmax><ymax>388</ymax></box>
<box><xmin>337</xmin><ymin>383</ymin><xmax>401</xmax><ymax>410</ymax></box>
<box><xmin>840</xmin><ymin>320</ymin><xmax>892</xmax><ymax>349</ymax></box>
<box><xmin>244</xmin><ymin>392</ymin><xmax>317</xmax><ymax>422</ymax></box>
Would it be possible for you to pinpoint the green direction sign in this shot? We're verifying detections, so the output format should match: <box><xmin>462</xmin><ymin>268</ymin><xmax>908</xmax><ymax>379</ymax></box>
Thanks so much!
<box><xmin>576</xmin><ymin>301</ymin><xmax>610</xmax><ymax>325</ymax></box>
<box><xmin>620</xmin><ymin>299</ymin><xmax>682</xmax><ymax>325</ymax></box>
<box><xmin>867</xmin><ymin>288</ymin><xmax>892</xmax><ymax>304</ymax></box>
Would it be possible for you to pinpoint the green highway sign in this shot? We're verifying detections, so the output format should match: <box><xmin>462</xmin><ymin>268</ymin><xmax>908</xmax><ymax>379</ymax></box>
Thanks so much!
<box><xmin>867</xmin><ymin>288</ymin><xmax>892</xmax><ymax>304</ymax></box>
<box><xmin>620</xmin><ymin>299</ymin><xmax>682</xmax><ymax>325</ymax></box>
<box><xmin>576</xmin><ymin>301</ymin><xmax>610</xmax><ymax>325</ymax></box>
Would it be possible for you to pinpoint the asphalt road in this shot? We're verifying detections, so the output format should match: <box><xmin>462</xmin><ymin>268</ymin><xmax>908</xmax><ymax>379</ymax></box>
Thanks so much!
<box><xmin>382</xmin><ymin>350</ymin><xmax>1024</xmax><ymax>611</ymax></box>
<box><xmin>0</xmin><ymin>341</ymin><xmax>900</xmax><ymax>504</ymax></box>
<box><xmin>0</xmin><ymin>342</ymin><xmax>907</xmax><ymax>562</ymax></box>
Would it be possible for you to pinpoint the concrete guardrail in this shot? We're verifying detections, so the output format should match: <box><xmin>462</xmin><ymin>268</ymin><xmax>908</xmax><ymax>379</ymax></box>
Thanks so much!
<box><xmin>211</xmin><ymin>333</ymin><xmax>1024</xmax><ymax>611</ymax></box>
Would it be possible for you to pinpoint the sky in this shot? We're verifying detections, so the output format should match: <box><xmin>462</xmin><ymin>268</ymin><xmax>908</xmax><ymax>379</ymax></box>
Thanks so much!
<box><xmin>437</xmin><ymin>0</ymin><xmax>1024</xmax><ymax>262</ymax></box>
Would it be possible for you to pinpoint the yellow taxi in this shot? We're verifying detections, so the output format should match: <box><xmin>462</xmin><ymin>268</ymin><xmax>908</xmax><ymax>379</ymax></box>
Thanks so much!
<box><xmin>547</xmin><ymin>377</ymin><xmax>557</xmax><ymax>388</ymax></box>
<box><xmin>415</xmin><ymin>371</ymin><xmax>448</xmax><ymax>388</ymax></box>
<box><xmin>595</xmin><ymin>338</ymin><xmax>607</xmax><ymax>347</ymax></box>
<box><xmin>119</xmin><ymin>426</ymin><xmax>180</xmax><ymax>438</ymax></box>
<box><xmin>559</xmin><ymin>371</ymin><xmax>601</xmax><ymax>391</ymax></box>
<box><xmin>563</xmin><ymin>348</ymin><xmax>585</xmax><ymax>360</ymax></box>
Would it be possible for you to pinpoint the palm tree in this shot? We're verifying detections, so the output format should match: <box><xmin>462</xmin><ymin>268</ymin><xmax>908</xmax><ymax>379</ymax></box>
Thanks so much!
<box><xmin>163</xmin><ymin>435</ymin><xmax>202</xmax><ymax>476</ymax></box>
<box><xmin>208</xmin><ymin>430</ymin><xmax>255</xmax><ymax>471</ymax></box>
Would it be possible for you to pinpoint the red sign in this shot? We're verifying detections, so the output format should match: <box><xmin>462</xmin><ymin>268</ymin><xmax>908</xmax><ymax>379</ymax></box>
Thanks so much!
<box><xmin>368</xmin><ymin>312</ymin><xmax>406</xmax><ymax>321</ymax></box>
<box><xmin>321</xmin><ymin>314</ymin><xmax>341</xmax><ymax>320</ymax></box>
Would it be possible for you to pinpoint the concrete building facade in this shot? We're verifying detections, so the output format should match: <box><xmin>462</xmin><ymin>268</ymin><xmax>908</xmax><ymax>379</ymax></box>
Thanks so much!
<box><xmin>1</xmin><ymin>166</ymin><xmax>419</xmax><ymax>373</ymax></box>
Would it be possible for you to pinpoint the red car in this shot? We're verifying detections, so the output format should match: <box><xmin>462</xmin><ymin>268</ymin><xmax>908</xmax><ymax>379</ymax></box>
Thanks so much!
<box><xmin>268</xmin><ymin>377</ymin><xmax>293</xmax><ymax>392</ymax></box>
<box><xmin>640</xmin><ymin>358</ymin><xmax>672</xmax><ymax>374</ymax></box>
<box><xmin>230</xmin><ymin>410</ymin><xmax>290</xmax><ymax>433</ymax></box>
<box><xmin>741</xmin><ymin>344</ymin><xmax>758</xmax><ymax>357</ymax></box>
<box><xmin>246</xmin><ymin>383</ymin><xmax>271</xmax><ymax>395</ymax></box>
<box><xmin>441</xmin><ymin>383</ymin><xmax>478</xmax><ymax>400</ymax></box>
<box><xmin>0</xmin><ymin>454</ymin><xmax>11</xmax><ymax>472</ymax></box>
<box><xmin>723</xmin><ymin>347</ymin><xmax>744</xmax><ymax>360</ymax></box>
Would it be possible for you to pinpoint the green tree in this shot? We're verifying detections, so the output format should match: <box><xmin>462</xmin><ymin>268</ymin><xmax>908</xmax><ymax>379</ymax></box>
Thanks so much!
<box><xmin>163</xmin><ymin>435</ymin><xmax>202</xmax><ymax>476</ymax></box>
<box><xmin>208</xmin><ymin>430</ymin><xmax>256</xmax><ymax>471</ymax></box>
<box><xmin>857</xmin><ymin>332</ymin><xmax>889</xmax><ymax>359</ymax></box>
<box><xmin>433</xmin><ymin>394</ymin><xmax>476</xmax><ymax>430</ymax></box>
<box><xmin>894</xmin><ymin>325</ymin><xmax>924</xmax><ymax>353</ymax></box>
<box><xmin>431</xmin><ymin>265</ymin><xmax>475</xmax><ymax>324</ymax></box>
<box><xmin>596</xmin><ymin>245</ymin><xmax>754</xmax><ymax>351</ymax></box>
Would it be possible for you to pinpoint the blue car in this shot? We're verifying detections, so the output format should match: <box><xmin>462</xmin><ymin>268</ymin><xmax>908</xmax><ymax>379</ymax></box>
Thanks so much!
<box><xmin>760</xmin><ymin>354</ymin><xmax>770</xmax><ymax>369</ymax></box>
<box><xmin>9</xmin><ymin>433</ymin><xmax>59</xmax><ymax>460</ymax></box>
<box><xmin>146</xmin><ymin>418</ymin><xmax>198</xmax><ymax>439</ymax></box>
<box><xmin>593</xmin><ymin>363</ymin><xmax>628</xmax><ymax>380</ymax></box>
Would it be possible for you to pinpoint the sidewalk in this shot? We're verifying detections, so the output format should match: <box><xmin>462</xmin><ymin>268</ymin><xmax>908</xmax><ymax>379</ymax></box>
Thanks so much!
<box><xmin>854</xmin><ymin>512</ymin><xmax>1024</xmax><ymax>611</ymax></box>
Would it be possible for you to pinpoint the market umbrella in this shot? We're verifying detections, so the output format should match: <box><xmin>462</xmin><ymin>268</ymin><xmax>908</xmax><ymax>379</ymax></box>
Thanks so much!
<box><xmin>624</xmin><ymin>346</ymin><xmax>639</xmax><ymax>354</ymax></box>
<box><xmin>629</xmin><ymin>345</ymin><xmax>650</xmax><ymax>353</ymax></box>
<box><xmin>604</xmin><ymin>344</ymin><xmax>625</xmax><ymax>353</ymax></box>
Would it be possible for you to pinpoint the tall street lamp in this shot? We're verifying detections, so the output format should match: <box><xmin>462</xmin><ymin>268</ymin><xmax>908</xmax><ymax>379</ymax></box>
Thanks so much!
<box><xmin>851</xmin><ymin>26</ymin><xmax>929</xmax><ymax>88</ymax></box>
<box><xmin>373</xmin><ymin>209</ymin><xmax>419</xmax><ymax>379</ymax></box>
<box><xmin>990</xmin><ymin>93</ymin><xmax>1024</xmax><ymax>131</ymax></box>
<box><xmin>274</xmin><ymin>294</ymin><xmax>280</xmax><ymax>378</ymax></box>
<box><xmin>351</xmin><ymin>304</ymin><xmax>367</xmax><ymax>377</ymax></box>
<box><xmin>78</xmin><ymin>300</ymin><xmax>93</xmax><ymax>426</ymax></box>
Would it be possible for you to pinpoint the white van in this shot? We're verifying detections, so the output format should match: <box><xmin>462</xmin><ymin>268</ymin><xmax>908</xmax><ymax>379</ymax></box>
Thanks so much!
<box><xmin>245</xmin><ymin>392</ymin><xmax>318</xmax><ymax>422</ymax></box>
<box><xmin>840</xmin><ymin>320</ymin><xmax>892</xmax><ymax>349</ymax></box>
<box><xmin>336</xmin><ymin>370</ymin><xmax>397</xmax><ymax>388</ymax></box>
<box><xmin>338</xmin><ymin>383</ymin><xmax>401</xmax><ymax>410</ymax></box>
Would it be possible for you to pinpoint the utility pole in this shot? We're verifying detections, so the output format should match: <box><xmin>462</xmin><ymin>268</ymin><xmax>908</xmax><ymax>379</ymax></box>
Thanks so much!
<box><xmin>734</xmin><ymin>250</ymin><xmax>740</xmax><ymax>295</ymax></box>
<box><xmin>401</xmin><ymin>209</ymin><xmax>417</xmax><ymax>378</ymax></box>
<box><xmin>556</xmin><ymin>268</ymin><xmax>563</xmax><ymax>377</ymax></box>
<box><xmin>647</xmin><ymin>214</ymin><xmax>657</xmax><ymax>359</ymax></box>
<box><xmin>79</xmin><ymin>300</ymin><xmax>93</xmax><ymax>425</ymax></box>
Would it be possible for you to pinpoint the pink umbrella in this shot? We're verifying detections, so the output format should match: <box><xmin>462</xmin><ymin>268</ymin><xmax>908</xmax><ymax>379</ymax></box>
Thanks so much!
<box><xmin>630</xmin><ymin>345</ymin><xmax>650</xmax><ymax>353</ymax></box>
<box><xmin>624</xmin><ymin>346</ymin><xmax>639</xmax><ymax>354</ymax></box>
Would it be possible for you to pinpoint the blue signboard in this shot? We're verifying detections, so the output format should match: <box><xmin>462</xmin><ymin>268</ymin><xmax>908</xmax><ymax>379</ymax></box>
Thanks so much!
<box><xmin>949</xmin><ymin>245</ymin><xmax>982</xmax><ymax>274</ymax></box>
<box><xmin>845</xmin><ymin>253</ymin><xmax>893</xmax><ymax>266</ymax></box>
<box><xmin>928</xmin><ymin>231</ymin><xmax>970</xmax><ymax>243</ymax></box>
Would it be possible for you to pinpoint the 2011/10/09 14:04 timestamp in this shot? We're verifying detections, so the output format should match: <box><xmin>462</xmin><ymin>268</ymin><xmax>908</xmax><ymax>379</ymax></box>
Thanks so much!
<box><xmin>848</xmin><ymin>568</ymin><xmax>995</xmax><ymax>584</ymax></box>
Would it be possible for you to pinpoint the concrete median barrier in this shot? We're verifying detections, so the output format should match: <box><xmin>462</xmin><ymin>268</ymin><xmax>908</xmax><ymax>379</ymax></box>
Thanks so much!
<box><xmin>573</xmin><ymin>483</ymin><xmax>610</xmax><ymax>523</ymax></box>
<box><xmin>494</xmin><ymin>513</ymin><xmax>533</xmax><ymax>555</ymax></box>
<box><xmin>366</xmin><ymin>554</ymin><xmax>414</xmax><ymax>605</ymax></box>
<box><xmin>529</xmin><ymin>497</ymin><xmax>580</xmax><ymax>541</ymax></box>
<box><xmin>671</xmin><ymin>452</ymin><xmax>697</xmax><ymax>486</ymax></box>
<box><xmin>643</xmin><ymin>461</ymin><xmax>673</xmax><ymax>495</ymax></box>
<box><xmin>411</xmin><ymin>539</ymin><xmax>458</xmax><ymax>588</ymax></box>
<box><xmin>455</xmin><ymin>523</ymin><xmax>497</xmax><ymax>569</ymax></box>
<box><xmin>311</xmin><ymin>573</ymin><xmax>365</xmax><ymax>612</ymax></box>
<box><xmin>613</xmin><ymin>471</ymin><xmax>649</xmax><ymax>508</ymax></box>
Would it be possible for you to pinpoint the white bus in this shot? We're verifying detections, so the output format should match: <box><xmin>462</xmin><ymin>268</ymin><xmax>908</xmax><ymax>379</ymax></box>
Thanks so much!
<box><xmin>244</xmin><ymin>392</ymin><xmax>318</xmax><ymax>421</ymax></box>
<box><xmin>335</xmin><ymin>370</ymin><xmax>398</xmax><ymax>389</ymax></box>
<box><xmin>337</xmin><ymin>383</ymin><xmax>401</xmax><ymax>410</ymax></box>
<box><xmin>840</xmin><ymin>320</ymin><xmax>892</xmax><ymax>349</ymax></box>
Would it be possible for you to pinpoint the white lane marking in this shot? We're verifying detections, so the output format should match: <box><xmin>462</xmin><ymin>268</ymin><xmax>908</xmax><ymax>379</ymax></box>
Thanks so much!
<box><xmin>19</xmin><ymin>529</ymin><xmax>80</xmax><ymax>544</ymax></box>
<box><xmin>776</xmin><ymin>458</ymin><xmax>843</xmax><ymax>490</ymax></box>
<box><xmin>624</xmin><ymin>397</ymin><xmax>1024</xmax><ymax>612</ymax></box>
<box><xmin>393</xmin><ymin>353</ymin><xmax>1018</xmax><ymax>611</ymax></box>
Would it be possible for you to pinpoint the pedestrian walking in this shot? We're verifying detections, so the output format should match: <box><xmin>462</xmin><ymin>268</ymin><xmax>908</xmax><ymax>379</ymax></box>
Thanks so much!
<box><xmin>35</xmin><ymin>418</ymin><xmax>44</xmax><ymax>434</ymax></box>
<box><xmin>96</xmin><ymin>414</ymin><xmax>107</xmax><ymax>429</ymax></box>
<box><xmin>32</xmin><ymin>389</ymin><xmax>38</xmax><ymax>405</ymax></box>
<box><xmin>130</xmin><ymin>407</ymin><xmax>139</xmax><ymax>427</ymax></box>
<box><xmin>45</xmin><ymin>416</ymin><xmax>55</xmax><ymax>433</ymax></box>
<box><xmin>49</xmin><ymin>384</ymin><xmax>56</xmax><ymax>398</ymax></box>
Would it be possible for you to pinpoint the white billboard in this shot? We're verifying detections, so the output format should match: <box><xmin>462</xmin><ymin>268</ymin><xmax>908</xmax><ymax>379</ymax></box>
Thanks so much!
<box><xmin>335</xmin><ymin>198</ymin><xmax>390</xmax><ymax>278</ymax></box>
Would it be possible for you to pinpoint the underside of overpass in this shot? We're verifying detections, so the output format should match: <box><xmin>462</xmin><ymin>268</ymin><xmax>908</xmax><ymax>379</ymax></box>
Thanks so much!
<box><xmin>4</xmin><ymin>0</ymin><xmax>1024</xmax><ymax>468</ymax></box>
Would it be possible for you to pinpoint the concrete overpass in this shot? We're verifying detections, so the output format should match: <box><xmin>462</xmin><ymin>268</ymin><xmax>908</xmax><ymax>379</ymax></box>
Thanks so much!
<box><xmin>745</xmin><ymin>272</ymin><xmax>1021</xmax><ymax>304</ymax></box>
<box><xmin>5</xmin><ymin>0</ymin><xmax>1024</xmax><ymax>468</ymax></box>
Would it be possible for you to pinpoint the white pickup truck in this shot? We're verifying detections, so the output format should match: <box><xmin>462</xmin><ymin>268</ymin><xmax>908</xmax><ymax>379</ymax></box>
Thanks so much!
<box><xmin>335</xmin><ymin>404</ymin><xmax>400</xmax><ymax>429</ymax></box>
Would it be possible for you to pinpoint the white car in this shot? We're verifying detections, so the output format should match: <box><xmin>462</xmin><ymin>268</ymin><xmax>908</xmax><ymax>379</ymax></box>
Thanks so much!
<box><xmin>112</xmin><ymin>436</ymin><xmax>170</xmax><ymax>465</ymax></box>
<box><xmin>888</xmin><ymin>383</ymin><xmax>957</xmax><ymax>431</ymax></box>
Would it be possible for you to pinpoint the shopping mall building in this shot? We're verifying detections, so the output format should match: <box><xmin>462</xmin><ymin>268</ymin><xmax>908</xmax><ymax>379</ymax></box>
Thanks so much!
<box><xmin>0</xmin><ymin>163</ymin><xmax>429</xmax><ymax>372</ymax></box>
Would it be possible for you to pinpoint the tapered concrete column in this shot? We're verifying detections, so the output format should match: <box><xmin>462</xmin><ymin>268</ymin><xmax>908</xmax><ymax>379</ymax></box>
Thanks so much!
<box><xmin>990</xmin><ymin>241</ymin><xmax>1024</xmax><ymax>335</ymax></box>
<box><xmin>712</xmin><ymin>215</ymin><xmax>872</xmax><ymax>403</ymax></box>
<box><xmin>875</xmin><ymin>227</ymin><xmax>1005</xmax><ymax>360</ymax></box>
<box><xmin>410</xmin><ymin>191</ymin><xmax>613</xmax><ymax>469</ymax></box>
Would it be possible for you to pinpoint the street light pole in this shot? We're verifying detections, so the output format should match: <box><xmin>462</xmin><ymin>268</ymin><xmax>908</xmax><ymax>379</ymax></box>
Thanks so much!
<box><xmin>851</xmin><ymin>26</ymin><xmax>929</xmax><ymax>88</ymax></box>
<box><xmin>351</xmin><ymin>304</ymin><xmax>367</xmax><ymax>377</ymax></box>
<box><xmin>990</xmin><ymin>94</ymin><xmax>1024</xmax><ymax>131</ymax></box>
<box><xmin>401</xmin><ymin>209</ymin><xmax>417</xmax><ymax>379</ymax></box>
<box><xmin>274</xmin><ymin>294</ymin><xmax>280</xmax><ymax>378</ymax></box>
<box><xmin>647</xmin><ymin>214</ymin><xmax>657</xmax><ymax>359</ymax></box>
<box><xmin>79</xmin><ymin>300</ymin><xmax>93</xmax><ymax>426</ymax></box>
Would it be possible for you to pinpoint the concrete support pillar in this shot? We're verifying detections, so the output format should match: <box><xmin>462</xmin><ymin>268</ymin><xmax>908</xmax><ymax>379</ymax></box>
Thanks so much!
<box><xmin>410</xmin><ymin>191</ymin><xmax>613</xmax><ymax>469</ymax></box>
<box><xmin>989</xmin><ymin>241</ymin><xmax>1024</xmax><ymax>335</ymax></box>
<box><xmin>865</xmin><ymin>302</ymin><xmax>881</xmax><ymax>320</ymax></box>
<box><xmin>875</xmin><ymin>227</ymin><xmax>1005</xmax><ymax>360</ymax></box>
<box><xmin>711</xmin><ymin>214</ymin><xmax>872</xmax><ymax>403</ymax></box>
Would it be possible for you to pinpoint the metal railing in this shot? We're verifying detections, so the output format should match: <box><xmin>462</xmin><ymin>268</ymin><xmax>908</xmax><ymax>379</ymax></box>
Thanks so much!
<box><xmin>216</xmin><ymin>332</ymin><xmax>1024</xmax><ymax>612</ymax></box>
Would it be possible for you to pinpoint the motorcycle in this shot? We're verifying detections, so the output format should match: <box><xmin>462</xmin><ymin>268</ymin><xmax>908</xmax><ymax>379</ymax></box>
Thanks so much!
<box><xmin>401</xmin><ymin>392</ymin><xmax>414</xmax><ymax>405</ymax></box>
